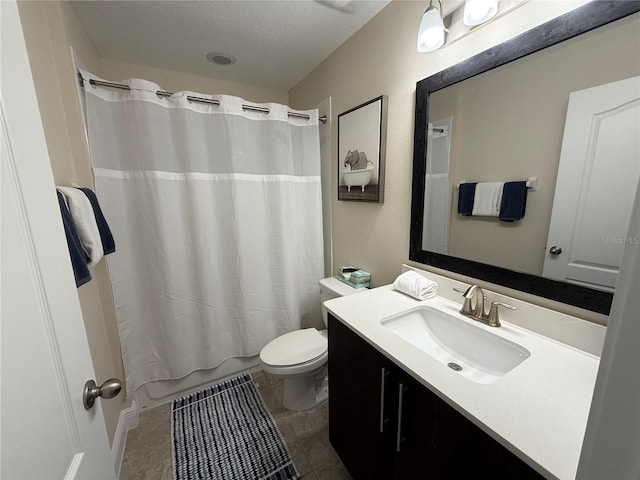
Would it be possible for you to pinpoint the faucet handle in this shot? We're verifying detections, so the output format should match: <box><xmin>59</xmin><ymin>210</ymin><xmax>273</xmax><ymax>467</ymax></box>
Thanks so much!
<box><xmin>485</xmin><ymin>301</ymin><xmax>517</xmax><ymax>327</ymax></box>
<box><xmin>453</xmin><ymin>287</ymin><xmax>486</xmax><ymax>299</ymax></box>
<box><xmin>492</xmin><ymin>301</ymin><xmax>517</xmax><ymax>310</ymax></box>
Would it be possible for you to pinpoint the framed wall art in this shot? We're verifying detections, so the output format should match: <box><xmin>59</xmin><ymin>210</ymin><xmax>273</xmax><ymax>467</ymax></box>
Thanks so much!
<box><xmin>337</xmin><ymin>95</ymin><xmax>388</xmax><ymax>203</ymax></box>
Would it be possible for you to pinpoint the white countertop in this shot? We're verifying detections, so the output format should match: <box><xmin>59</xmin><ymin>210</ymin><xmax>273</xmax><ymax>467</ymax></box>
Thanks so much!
<box><xmin>325</xmin><ymin>285</ymin><xmax>601</xmax><ymax>480</ymax></box>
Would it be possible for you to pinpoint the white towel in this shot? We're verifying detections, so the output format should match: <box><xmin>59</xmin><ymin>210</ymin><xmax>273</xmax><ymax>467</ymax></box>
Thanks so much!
<box><xmin>393</xmin><ymin>271</ymin><xmax>438</xmax><ymax>300</ymax></box>
<box><xmin>57</xmin><ymin>186</ymin><xmax>104</xmax><ymax>267</ymax></box>
<box><xmin>472</xmin><ymin>182</ymin><xmax>504</xmax><ymax>216</ymax></box>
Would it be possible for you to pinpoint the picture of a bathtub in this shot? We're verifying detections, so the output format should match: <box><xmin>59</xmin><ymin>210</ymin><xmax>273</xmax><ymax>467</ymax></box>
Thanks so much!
<box><xmin>343</xmin><ymin>167</ymin><xmax>374</xmax><ymax>192</ymax></box>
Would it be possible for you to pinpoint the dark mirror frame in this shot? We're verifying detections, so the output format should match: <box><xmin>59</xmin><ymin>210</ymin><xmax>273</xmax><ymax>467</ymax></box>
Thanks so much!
<box><xmin>410</xmin><ymin>1</ymin><xmax>640</xmax><ymax>315</ymax></box>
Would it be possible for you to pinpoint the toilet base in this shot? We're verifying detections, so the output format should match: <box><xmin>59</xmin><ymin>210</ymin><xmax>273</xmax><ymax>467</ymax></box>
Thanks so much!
<box><xmin>282</xmin><ymin>372</ymin><xmax>328</xmax><ymax>411</ymax></box>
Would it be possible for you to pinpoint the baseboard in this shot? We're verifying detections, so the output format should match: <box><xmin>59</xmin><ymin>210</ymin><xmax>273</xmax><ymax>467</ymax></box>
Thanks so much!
<box><xmin>111</xmin><ymin>400</ymin><xmax>139</xmax><ymax>478</ymax></box>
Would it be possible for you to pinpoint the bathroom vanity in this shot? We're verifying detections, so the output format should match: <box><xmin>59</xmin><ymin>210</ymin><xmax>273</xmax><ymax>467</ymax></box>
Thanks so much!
<box><xmin>328</xmin><ymin>313</ymin><xmax>540</xmax><ymax>479</ymax></box>
<box><xmin>325</xmin><ymin>273</ymin><xmax>603</xmax><ymax>480</ymax></box>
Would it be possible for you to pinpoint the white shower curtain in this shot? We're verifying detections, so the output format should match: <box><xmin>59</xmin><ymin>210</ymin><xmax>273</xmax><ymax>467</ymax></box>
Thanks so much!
<box><xmin>422</xmin><ymin>122</ymin><xmax>451</xmax><ymax>254</ymax></box>
<box><xmin>82</xmin><ymin>71</ymin><xmax>324</xmax><ymax>394</ymax></box>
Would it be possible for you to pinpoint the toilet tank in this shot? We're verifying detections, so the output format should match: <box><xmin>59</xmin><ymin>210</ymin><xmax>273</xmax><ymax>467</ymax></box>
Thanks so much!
<box><xmin>319</xmin><ymin>277</ymin><xmax>365</xmax><ymax>327</ymax></box>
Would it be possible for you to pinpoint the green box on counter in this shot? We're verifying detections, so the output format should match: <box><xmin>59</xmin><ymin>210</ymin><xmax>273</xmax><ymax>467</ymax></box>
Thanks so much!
<box><xmin>336</xmin><ymin>268</ymin><xmax>371</xmax><ymax>289</ymax></box>
<box><xmin>335</xmin><ymin>276</ymin><xmax>370</xmax><ymax>289</ymax></box>
<box><xmin>349</xmin><ymin>270</ymin><xmax>370</xmax><ymax>284</ymax></box>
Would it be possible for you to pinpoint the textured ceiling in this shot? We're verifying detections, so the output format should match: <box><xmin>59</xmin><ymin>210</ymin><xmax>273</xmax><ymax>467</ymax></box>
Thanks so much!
<box><xmin>71</xmin><ymin>0</ymin><xmax>390</xmax><ymax>91</ymax></box>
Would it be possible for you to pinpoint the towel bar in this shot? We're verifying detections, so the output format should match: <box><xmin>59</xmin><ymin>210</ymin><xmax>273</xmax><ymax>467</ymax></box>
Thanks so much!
<box><xmin>455</xmin><ymin>176</ymin><xmax>537</xmax><ymax>192</ymax></box>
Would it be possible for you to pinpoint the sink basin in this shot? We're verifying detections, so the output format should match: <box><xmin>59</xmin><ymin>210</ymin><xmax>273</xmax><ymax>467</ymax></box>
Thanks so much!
<box><xmin>381</xmin><ymin>306</ymin><xmax>530</xmax><ymax>384</ymax></box>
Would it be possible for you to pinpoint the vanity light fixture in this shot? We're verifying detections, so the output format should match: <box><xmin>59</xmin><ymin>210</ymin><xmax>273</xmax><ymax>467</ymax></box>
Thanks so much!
<box><xmin>463</xmin><ymin>0</ymin><xmax>499</xmax><ymax>26</ymax></box>
<box><xmin>417</xmin><ymin>0</ymin><xmax>448</xmax><ymax>52</ymax></box>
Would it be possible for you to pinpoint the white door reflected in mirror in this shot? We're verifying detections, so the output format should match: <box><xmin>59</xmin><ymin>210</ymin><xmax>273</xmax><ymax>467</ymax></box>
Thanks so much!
<box><xmin>543</xmin><ymin>76</ymin><xmax>640</xmax><ymax>292</ymax></box>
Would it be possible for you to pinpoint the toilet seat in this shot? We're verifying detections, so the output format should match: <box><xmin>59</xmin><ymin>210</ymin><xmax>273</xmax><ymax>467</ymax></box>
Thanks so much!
<box><xmin>260</xmin><ymin>328</ymin><xmax>327</xmax><ymax>375</ymax></box>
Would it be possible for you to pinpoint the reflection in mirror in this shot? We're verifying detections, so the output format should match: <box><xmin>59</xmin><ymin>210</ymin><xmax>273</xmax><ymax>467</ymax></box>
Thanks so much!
<box><xmin>423</xmin><ymin>117</ymin><xmax>452</xmax><ymax>255</ymax></box>
<box><xmin>411</xmin><ymin>2</ymin><xmax>640</xmax><ymax>314</ymax></box>
<box><xmin>542</xmin><ymin>76</ymin><xmax>639</xmax><ymax>293</ymax></box>
<box><xmin>426</xmin><ymin>21</ymin><xmax>640</xmax><ymax>288</ymax></box>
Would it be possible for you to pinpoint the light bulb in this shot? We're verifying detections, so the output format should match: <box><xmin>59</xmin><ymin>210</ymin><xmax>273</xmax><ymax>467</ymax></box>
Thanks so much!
<box><xmin>417</xmin><ymin>7</ymin><xmax>446</xmax><ymax>52</ymax></box>
<box><xmin>463</xmin><ymin>0</ymin><xmax>499</xmax><ymax>26</ymax></box>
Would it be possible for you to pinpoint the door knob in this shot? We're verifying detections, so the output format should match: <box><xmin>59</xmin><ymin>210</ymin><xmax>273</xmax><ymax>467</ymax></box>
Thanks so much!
<box><xmin>549</xmin><ymin>245</ymin><xmax>563</xmax><ymax>255</ymax></box>
<box><xmin>83</xmin><ymin>378</ymin><xmax>122</xmax><ymax>410</ymax></box>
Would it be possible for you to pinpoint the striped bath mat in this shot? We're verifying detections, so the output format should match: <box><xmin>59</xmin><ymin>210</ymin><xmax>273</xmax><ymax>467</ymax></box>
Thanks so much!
<box><xmin>172</xmin><ymin>373</ymin><xmax>298</xmax><ymax>480</ymax></box>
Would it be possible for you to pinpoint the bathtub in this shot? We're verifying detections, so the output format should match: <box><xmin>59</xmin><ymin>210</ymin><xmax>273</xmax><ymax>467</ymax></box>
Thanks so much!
<box><xmin>343</xmin><ymin>167</ymin><xmax>374</xmax><ymax>192</ymax></box>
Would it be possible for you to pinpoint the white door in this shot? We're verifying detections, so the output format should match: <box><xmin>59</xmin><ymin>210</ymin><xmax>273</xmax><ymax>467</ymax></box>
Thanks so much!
<box><xmin>543</xmin><ymin>77</ymin><xmax>640</xmax><ymax>292</ymax></box>
<box><xmin>1</xmin><ymin>1</ymin><xmax>116</xmax><ymax>478</ymax></box>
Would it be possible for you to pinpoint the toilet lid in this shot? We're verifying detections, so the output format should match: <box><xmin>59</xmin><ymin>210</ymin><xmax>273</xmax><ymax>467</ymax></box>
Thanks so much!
<box><xmin>260</xmin><ymin>328</ymin><xmax>327</xmax><ymax>367</ymax></box>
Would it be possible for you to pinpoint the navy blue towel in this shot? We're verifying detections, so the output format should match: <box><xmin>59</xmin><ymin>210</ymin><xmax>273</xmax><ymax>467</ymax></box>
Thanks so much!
<box><xmin>57</xmin><ymin>191</ymin><xmax>91</xmax><ymax>287</ymax></box>
<box><xmin>77</xmin><ymin>187</ymin><xmax>116</xmax><ymax>255</ymax></box>
<box><xmin>457</xmin><ymin>183</ymin><xmax>477</xmax><ymax>216</ymax></box>
<box><xmin>499</xmin><ymin>181</ymin><xmax>528</xmax><ymax>222</ymax></box>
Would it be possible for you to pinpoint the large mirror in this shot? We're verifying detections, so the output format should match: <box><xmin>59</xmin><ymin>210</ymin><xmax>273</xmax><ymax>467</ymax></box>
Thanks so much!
<box><xmin>411</xmin><ymin>1</ymin><xmax>640</xmax><ymax>315</ymax></box>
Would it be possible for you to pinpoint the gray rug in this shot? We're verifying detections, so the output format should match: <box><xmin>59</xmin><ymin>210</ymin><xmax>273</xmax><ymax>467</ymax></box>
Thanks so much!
<box><xmin>172</xmin><ymin>373</ymin><xmax>298</xmax><ymax>480</ymax></box>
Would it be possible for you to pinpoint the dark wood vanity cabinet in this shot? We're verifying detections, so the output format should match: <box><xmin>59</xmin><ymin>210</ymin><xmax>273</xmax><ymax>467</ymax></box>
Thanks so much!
<box><xmin>327</xmin><ymin>314</ymin><xmax>543</xmax><ymax>480</ymax></box>
<box><xmin>327</xmin><ymin>312</ymin><xmax>391</xmax><ymax>479</ymax></box>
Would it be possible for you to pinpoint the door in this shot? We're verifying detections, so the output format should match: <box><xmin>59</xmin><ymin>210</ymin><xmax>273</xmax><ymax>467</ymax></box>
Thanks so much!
<box><xmin>543</xmin><ymin>77</ymin><xmax>640</xmax><ymax>292</ymax></box>
<box><xmin>1</xmin><ymin>1</ymin><xmax>115</xmax><ymax>478</ymax></box>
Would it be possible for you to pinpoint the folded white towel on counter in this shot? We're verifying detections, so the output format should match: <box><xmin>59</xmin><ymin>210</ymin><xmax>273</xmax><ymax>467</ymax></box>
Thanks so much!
<box><xmin>57</xmin><ymin>186</ymin><xmax>104</xmax><ymax>267</ymax></box>
<box><xmin>472</xmin><ymin>182</ymin><xmax>504</xmax><ymax>216</ymax></box>
<box><xmin>393</xmin><ymin>271</ymin><xmax>438</xmax><ymax>300</ymax></box>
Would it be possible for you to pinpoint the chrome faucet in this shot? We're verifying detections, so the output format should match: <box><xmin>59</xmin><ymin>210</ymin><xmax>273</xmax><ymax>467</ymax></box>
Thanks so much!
<box><xmin>460</xmin><ymin>285</ymin><xmax>485</xmax><ymax>319</ymax></box>
<box><xmin>456</xmin><ymin>285</ymin><xmax>516</xmax><ymax>327</ymax></box>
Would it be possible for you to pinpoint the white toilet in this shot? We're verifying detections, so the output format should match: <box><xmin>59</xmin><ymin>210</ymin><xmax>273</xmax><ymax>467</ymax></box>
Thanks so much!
<box><xmin>259</xmin><ymin>276</ymin><xmax>363</xmax><ymax>410</ymax></box>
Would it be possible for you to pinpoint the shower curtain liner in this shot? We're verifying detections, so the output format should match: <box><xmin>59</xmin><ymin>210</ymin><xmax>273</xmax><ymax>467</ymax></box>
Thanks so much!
<box><xmin>81</xmin><ymin>70</ymin><xmax>324</xmax><ymax>395</ymax></box>
<box><xmin>422</xmin><ymin>123</ymin><xmax>449</xmax><ymax>254</ymax></box>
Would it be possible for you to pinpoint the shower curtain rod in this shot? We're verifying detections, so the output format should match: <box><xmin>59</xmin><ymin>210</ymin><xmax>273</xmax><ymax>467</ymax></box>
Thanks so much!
<box><xmin>80</xmin><ymin>76</ymin><xmax>328</xmax><ymax>124</ymax></box>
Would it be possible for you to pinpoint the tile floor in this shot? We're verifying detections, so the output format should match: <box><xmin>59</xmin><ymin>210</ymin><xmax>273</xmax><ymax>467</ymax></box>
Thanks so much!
<box><xmin>119</xmin><ymin>369</ymin><xmax>352</xmax><ymax>480</ymax></box>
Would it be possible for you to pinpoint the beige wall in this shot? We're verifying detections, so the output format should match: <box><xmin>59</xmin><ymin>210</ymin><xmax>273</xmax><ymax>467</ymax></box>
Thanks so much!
<box><xmin>430</xmin><ymin>15</ymin><xmax>640</xmax><ymax>275</ymax></box>
<box><xmin>100</xmin><ymin>59</ymin><xmax>288</xmax><ymax>105</ymax></box>
<box><xmin>287</xmin><ymin>0</ymin><xmax>632</xmax><ymax>323</ymax></box>
<box><xmin>59</xmin><ymin>1</ymin><xmax>101</xmax><ymax>73</ymax></box>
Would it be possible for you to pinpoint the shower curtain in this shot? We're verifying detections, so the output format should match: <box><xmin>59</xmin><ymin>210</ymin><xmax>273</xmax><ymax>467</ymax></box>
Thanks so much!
<box><xmin>81</xmin><ymin>71</ymin><xmax>324</xmax><ymax>394</ymax></box>
<box><xmin>422</xmin><ymin>121</ymin><xmax>451</xmax><ymax>254</ymax></box>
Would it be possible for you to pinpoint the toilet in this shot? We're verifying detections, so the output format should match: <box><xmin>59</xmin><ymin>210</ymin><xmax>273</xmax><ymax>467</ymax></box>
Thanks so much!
<box><xmin>259</xmin><ymin>276</ymin><xmax>364</xmax><ymax>411</ymax></box>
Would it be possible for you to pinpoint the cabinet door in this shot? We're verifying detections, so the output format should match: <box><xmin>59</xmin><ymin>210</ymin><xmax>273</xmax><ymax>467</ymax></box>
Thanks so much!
<box><xmin>393</xmin><ymin>374</ymin><xmax>476</xmax><ymax>478</ymax></box>
<box><xmin>328</xmin><ymin>314</ymin><xmax>394</xmax><ymax>479</ymax></box>
<box><xmin>394</xmin><ymin>372</ymin><xmax>543</xmax><ymax>479</ymax></box>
